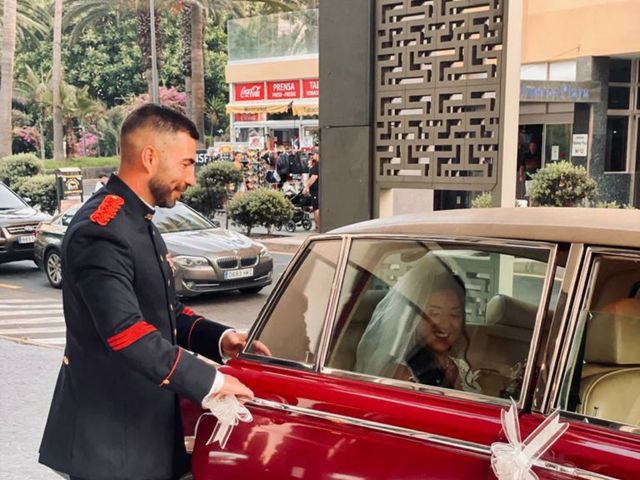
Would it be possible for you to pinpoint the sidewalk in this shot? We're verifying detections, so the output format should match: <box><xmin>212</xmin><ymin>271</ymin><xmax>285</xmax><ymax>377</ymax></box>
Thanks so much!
<box><xmin>215</xmin><ymin>211</ymin><xmax>311</xmax><ymax>255</ymax></box>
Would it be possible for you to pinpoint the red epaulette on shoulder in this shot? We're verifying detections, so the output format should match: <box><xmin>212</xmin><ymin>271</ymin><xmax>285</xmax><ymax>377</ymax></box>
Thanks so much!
<box><xmin>90</xmin><ymin>194</ymin><xmax>124</xmax><ymax>226</ymax></box>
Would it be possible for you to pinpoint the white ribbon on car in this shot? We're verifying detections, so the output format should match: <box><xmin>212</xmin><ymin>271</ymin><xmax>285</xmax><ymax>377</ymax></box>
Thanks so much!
<box><xmin>490</xmin><ymin>399</ymin><xmax>569</xmax><ymax>480</ymax></box>
<box><xmin>196</xmin><ymin>395</ymin><xmax>253</xmax><ymax>449</ymax></box>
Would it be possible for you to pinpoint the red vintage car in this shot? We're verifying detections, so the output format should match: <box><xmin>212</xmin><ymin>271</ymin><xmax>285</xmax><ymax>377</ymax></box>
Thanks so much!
<box><xmin>186</xmin><ymin>208</ymin><xmax>640</xmax><ymax>479</ymax></box>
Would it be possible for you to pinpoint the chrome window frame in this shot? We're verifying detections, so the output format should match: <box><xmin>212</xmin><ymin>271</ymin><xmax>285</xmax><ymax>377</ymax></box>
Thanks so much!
<box><xmin>531</xmin><ymin>243</ymin><xmax>586</xmax><ymax>413</ymax></box>
<box><xmin>543</xmin><ymin>246</ymin><xmax>640</xmax><ymax>435</ymax></box>
<box><xmin>314</xmin><ymin>233</ymin><xmax>559</xmax><ymax>410</ymax></box>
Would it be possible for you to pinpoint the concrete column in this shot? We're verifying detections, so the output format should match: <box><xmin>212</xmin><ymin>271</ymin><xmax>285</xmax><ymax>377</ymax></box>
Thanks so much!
<box><xmin>319</xmin><ymin>0</ymin><xmax>374</xmax><ymax>231</ymax></box>
<box><xmin>495</xmin><ymin>0</ymin><xmax>523</xmax><ymax>207</ymax></box>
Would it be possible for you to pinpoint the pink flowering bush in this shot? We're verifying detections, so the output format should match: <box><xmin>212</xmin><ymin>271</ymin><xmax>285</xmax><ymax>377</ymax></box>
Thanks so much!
<box><xmin>12</xmin><ymin>126</ymin><xmax>41</xmax><ymax>153</ymax></box>
<box><xmin>128</xmin><ymin>87</ymin><xmax>187</xmax><ymax>114</ymax></box>
<box><xmin>74</xmin><ymin>131</ymin><xmax>99</xmax><ymax>157</ymax></box>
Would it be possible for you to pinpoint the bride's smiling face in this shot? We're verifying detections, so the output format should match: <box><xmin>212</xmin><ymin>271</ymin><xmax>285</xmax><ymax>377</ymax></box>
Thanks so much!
<box><xmin>417</xmin><ymin>289</ymin><xmax>464</xmax><ymax>354</ymax></box>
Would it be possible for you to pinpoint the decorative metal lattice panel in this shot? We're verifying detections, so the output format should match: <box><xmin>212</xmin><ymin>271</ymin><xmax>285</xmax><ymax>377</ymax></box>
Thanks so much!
<box><xmin>375</xmin><ymin>0</ymin><xmax>504</xmax><ymax>190</ymax></box>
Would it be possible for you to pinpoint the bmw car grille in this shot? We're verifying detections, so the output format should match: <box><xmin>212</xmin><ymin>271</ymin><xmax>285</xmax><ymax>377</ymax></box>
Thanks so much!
<box><xmin>240</xmin><ymin>256</ymin><xmax>258</xmax><ymax>267</ymax></box>
<box><xmin>216</xmin><ymin>256</ymin><xmax>239</xmax><ymax>269</ymax></box>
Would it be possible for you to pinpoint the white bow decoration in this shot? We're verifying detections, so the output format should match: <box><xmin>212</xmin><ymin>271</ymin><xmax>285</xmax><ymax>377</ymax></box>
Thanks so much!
<box><xmin>196</xmin><ymin>395</ymin><xmax>253</xmax><ymax>449</ymax></box>
<box><xmin>490</xmin><ymin>399</ymin><xmax>569</xmax><ymax>480</ymax></box>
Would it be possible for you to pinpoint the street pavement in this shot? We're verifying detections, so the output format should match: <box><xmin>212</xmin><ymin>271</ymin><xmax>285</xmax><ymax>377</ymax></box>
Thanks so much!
<box><xmin>0</xmin><ymin>251</ymin><xmax>295</xmax><ymax>479</ymax></box>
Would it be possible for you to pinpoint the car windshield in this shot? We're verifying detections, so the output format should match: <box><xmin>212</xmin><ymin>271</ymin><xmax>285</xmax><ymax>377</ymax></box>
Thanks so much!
<box><xmin>153</xmin><ymin>203</ymin><xmax>215</xmax><ymax>233</ymax></box>
<box><xmin>0</xmin><ymin>183</ymin><xmax>27</xmax><ymax>210</ymax></box>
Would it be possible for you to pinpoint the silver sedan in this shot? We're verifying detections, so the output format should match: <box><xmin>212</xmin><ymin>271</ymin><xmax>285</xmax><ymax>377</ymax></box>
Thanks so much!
<box><xmin>34</xmin><ymin>202</ymin><xmax>273</xmax><ymax>296</ymax></box>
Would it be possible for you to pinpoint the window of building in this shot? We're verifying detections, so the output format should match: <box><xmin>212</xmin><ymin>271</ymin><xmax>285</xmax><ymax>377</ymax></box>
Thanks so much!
<box><xmin>606</xmin><ymin>59</ymin><xmax>639</xmax><ymax>173</ymax></box>
<box><xmin>557</xmin><ymin>252</ymin><xmax>640</xmax><ymax>430</ymax></box>
<box><xmin>325</xmin><ymin>239</ymin><xmax>561</xmax><ymax>401</ymax></box>
<box><xmin>606</xmin><ymin>117</ymin><xmax>629</xmax><ymax>172</ymax></box>
<box><xmin>549</xmin><ymin>60</ymin><xmax>577</xmax><ymax>81</ymax></box>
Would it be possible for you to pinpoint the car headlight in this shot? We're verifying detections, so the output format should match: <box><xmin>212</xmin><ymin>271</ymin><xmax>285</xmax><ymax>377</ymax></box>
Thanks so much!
<box><xmin>256</xmin><ymin>242</ymin><xmax>271</xmax><ymax>260</ymax></box>
<box><xmin>173</xmin><ymin>255</ymin><xmax>210</xmax><ymax>269</ymax></box>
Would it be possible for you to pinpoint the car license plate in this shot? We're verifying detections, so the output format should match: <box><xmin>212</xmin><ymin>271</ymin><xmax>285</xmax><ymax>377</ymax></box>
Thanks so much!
<box><xmin>224</xmin><ymin>268</ymin><xmax>254</xmax><ymax>280</ymax></box>
<box><xmin>18</xmin><ymin>235</ymin><xmax>35</xmax><ymax>244</ymax></box>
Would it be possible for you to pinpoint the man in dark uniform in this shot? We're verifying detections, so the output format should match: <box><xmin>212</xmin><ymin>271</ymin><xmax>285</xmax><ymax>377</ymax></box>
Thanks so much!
<box><xmin>39</xmin><ymin>104</ymin><xmax>265</xmax><ymax>480</ymax></box>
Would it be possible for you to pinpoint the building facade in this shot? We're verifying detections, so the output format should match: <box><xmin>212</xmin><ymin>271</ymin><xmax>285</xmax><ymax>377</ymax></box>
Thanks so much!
<box><xmin>225</xmin><ymin>10</ymin><xmax>319</xmax><ymax>150</ymax></box>
<box><xmin>518</xmin><ymin>0</ymin><xmax>640</xmax><ymax>205</ymax></box>
<box><xmin>226</xmin><ymin>1</ymin><xmax>640</xmax><ymax>229</ymax></box>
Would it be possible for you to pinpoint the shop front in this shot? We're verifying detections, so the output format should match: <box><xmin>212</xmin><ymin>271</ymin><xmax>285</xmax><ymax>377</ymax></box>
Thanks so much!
<box><xmin>517</xmin><ymin>79</ymin><xmax>601</xmax><ymax>200</ymax></box>
<box><xmin>227</xmin><ymin>78</ymin><xmax>319</xmax><ymax>149</ymax></box>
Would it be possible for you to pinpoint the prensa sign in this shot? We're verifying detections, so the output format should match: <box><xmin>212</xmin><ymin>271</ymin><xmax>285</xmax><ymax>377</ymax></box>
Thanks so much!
<box><xmin>267</xmin><ymin>80</ymin><xmax>300</xmax><ymax>99</ymax></box>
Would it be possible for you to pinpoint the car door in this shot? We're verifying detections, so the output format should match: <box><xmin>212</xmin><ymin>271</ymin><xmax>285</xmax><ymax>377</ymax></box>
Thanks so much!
<box><xmin>521</xmin><ymin>246</ymin><xmax>640</xmax><ymax>480</ymax></box>
<box><xmin>192</xmin><ymin>235</ymin><xmax>562</xmax><ymax>480</ymax></box>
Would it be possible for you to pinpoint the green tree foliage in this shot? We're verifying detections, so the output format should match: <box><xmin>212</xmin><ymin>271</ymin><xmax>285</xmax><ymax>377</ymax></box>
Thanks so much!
<box><xmin>529</xmin><ymin>161</ymin><xmax>598</xmax><ymax>207</ymax></box>
<box><xmin>226</xmin><ymin>188</ymin><xmax>293</xmax><ymax>235</ymax></box>
<box><xmin>0</xmin><ymin>153</ymin><xmax>42</xmax><ymax>187</ymax></box>
<box><xmin>471</xmin><ymin>192</ymin><xmax>492</xmax><ymax>208</ymax></box>
<box><xmin>13</xmin><ymin>173</ymin><xmax>57</xmax><ymax>214</ymax></box>
<box><xmin>182</xmin><ymin>161</ymin><xmax>242</xmax><ymax>216</ymax></box>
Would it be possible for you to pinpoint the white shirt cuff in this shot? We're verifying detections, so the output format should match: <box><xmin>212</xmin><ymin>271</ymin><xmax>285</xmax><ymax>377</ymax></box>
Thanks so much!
<box><xmin>218</xmin><ymin>328</ymin><xmax>235</xmax><ymax>363</ymax></box>
<box><xmin>201</xmin><ymin>371</ymin><xmax>225</xmax><ymax>407</ymax></box>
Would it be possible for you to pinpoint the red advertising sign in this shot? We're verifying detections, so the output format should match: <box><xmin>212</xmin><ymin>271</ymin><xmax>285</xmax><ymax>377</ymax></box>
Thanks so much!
<box><xmin>302</xmin><ymin>78</ymin><xmax>319</xmax><ymax>98</ymax></box>
<box><xmin>234</xmin><ymin>82</ymin><xmax>265</xmax><ymax>101</ymax></box>
<box><xmin>267</xmin><ymin>80</ymin><xmax>301</xmax><ymax>100</ymax></box>
<box><xmin>234</xmin><ymin>113</ymin><xmax>265</xmax><ymax>122</ymax></box>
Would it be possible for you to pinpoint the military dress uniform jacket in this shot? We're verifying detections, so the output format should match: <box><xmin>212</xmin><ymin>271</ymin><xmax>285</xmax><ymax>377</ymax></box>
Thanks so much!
<box><xmin>40</xmin><ymin>175</ymin><xmax>230</xmax><ymax>480</ymax></box>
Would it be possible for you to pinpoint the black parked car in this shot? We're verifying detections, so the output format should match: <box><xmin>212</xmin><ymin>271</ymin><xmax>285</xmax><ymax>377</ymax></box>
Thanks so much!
<box><xmin>0</xmin><ymin>181</ymin><xmax>51</xmax><ymax>265</ymax></box>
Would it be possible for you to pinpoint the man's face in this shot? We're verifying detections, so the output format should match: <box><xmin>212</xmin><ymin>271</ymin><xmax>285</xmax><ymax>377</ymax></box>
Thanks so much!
<box><xmin>148</xmin><ymin>130</ymin><xmax>196</xmax><ymax>208</ymax></box>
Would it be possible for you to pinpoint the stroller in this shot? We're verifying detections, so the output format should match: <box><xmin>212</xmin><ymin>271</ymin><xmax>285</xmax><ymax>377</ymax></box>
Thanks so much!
<box><xmin>277</xmin><ymin>190</ymin><xmax>313</xmax><ymax>233</ymax></box>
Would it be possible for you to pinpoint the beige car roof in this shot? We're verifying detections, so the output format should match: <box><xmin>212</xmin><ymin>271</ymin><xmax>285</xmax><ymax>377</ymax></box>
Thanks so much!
<box><xmin>330</xmin><ymin>208</ymin><xmax>640</xmax><ymax>248</ymax></box>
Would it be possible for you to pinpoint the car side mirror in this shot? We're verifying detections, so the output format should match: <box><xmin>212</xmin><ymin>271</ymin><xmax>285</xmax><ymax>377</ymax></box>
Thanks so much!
<box><xmin>23</xmin><ymin>197</ymin><xmax>31</xmax><ymax>204</ymax></box>
<box><xmin>210</xmin><ymin>219</ymin><xmax>221</xmax><ymax>228</ymax></box>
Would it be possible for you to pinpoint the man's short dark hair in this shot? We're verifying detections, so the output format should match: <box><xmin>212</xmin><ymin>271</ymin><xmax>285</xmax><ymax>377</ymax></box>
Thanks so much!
<box><xmin>99</xmin><ymin>174</ymin><xmax>108</xmax><ymax>179</ymax></box>
<box><xmin>120</xmin><ymin>103</ymin><xmax>199</xmax><ymax>141</ymax></box>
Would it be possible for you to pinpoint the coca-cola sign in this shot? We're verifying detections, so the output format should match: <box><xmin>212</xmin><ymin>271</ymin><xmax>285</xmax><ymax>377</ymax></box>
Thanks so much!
<box><xmin>302</xmin><ymin>78</ymin><xmax>319</xmax><ymax>98</ymax></box>
<box><xmin>234</xmin><ymin>82</ymin><xmax>265</xmax><ymax>101</ymax></box>
<box><xmin>267</xmin><ymin>80</ymin><xmax>301</xmax><ymax>100</ymax></box>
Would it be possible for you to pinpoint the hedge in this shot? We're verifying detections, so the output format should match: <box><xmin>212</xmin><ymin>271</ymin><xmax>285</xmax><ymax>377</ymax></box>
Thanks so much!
<box><xmin>13</xmin><ymin>174</ymin><xmax>58</xmax><ymax>214</ymax></box>
<box><xmin>226</xmin><ymin>189</ymin><xmax>293</xmax><ymax>235</ymax></box>
<box><xmin>0</xmin><ymin>153</ymin><xmax>42</xmax><ymax>188</ymax></box>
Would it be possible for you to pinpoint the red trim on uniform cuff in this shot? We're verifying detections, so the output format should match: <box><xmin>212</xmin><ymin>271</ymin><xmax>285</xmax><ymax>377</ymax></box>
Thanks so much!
<box><xmin>160</xmin><ymin>348</ymin><xmax>183</xmax><ymax>387</ymax></box>
<box><xmin>107</xmin><ymin>321</ymin><xmax>156</xmax><ymax>351</ymax></box>
<box><xmin>187</xmin><ymin>317</ymin><xmax>204</xmax><ymax>351</ymax></box>
<box><xmin>182</xmin><ymin>306</ymin><xmax>196</xmax><ymax>316</ymax></box>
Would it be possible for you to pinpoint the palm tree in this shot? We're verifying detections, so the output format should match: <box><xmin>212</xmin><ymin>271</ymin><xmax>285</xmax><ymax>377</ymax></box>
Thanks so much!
<box><xmin>0</xmin><ymin>0</ymin><xmax>18</xmax><ymax>157</ymax></box>
<box><xmin>1</xmin><ymin>0</ymin><xmax>49</xmax><ymax>42</ymax></box>
<box><xmin>64</xmin><ymin>0</ymin><xmax>171</xmax><ymax>95</ymax></box>
<box><xmin>13</xmin><ymin>65</ymin><xmax>51</xmax><ymax>160</ymax></box>
<box><xmin>52</xmin><ymin>0</ymin><xmax>64</xmax><ymax>160</ymax></box>
<box><xmin>181</xmin><ymin>0</ymin><xmax>296</xmax><ymax>145</ymax></box>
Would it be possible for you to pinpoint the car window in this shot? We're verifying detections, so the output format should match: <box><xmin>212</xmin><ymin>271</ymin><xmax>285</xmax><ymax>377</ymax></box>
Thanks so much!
<box><xmin>558</xmin><ymin>252</ymin><xmax>640</xmax><ymax>430</ymax></box>
<box><xmin>153</xmin><ymin>203</ymin><xmax>215</xmax><ymax>233</ymax></box>
<box><xmin>0</xmin><ymin>183</ymin><xmax>27</xmax><ymax>209</ymax></box>
<box><xmin>326</xmin><ymin>239</ymin><xmax>559</xmax><ymax>401</ymax></box>
<box><xmin>247</xmin><ymin>240</ymin><xmax>341</xmax><ymax>365</ymax></box>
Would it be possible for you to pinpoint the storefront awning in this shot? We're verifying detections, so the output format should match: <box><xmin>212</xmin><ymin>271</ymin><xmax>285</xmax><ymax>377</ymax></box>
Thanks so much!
<box><xmin>226</xmin><ymin>101</ymin><xmax>291</xmax><ymax>114</ymax></box>
<box><xmin>292</xmin><ymin>99</ymin><xmax>319</xmax><ymax>117</ymax></box>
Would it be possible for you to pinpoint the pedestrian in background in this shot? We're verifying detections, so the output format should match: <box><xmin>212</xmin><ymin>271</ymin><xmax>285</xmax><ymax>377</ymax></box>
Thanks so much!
<box><xmin>303</xmin><ymin>150</ymin><xmax>320</xmax><ymax>232</ymax></box>
<box><xmin>92</xmin><ymin>174</ymin><xmax>108</xmax><ymax>194</ymax></box>
<box><xmin>39</xmin><ymin>104</ymin><xmax>268</xmax><ymax>480</ymax></box>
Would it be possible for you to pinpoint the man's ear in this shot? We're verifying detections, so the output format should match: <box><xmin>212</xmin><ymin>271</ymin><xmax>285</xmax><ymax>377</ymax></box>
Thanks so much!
<box><xmin>141</xmin><ymin>145</ymin><xmax>158</xmax><ymax>174</ymax></box>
